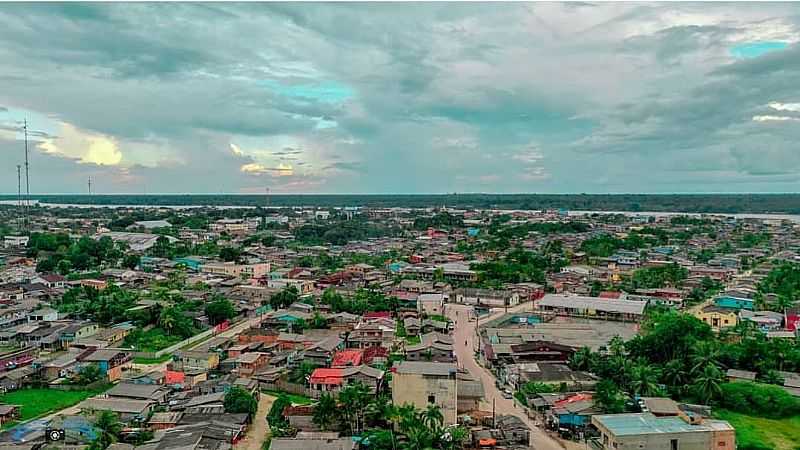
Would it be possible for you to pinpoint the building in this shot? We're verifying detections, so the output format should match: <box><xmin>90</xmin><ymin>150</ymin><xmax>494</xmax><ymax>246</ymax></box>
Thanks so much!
<box><xmin>391</xmin><ymin>361</ymin><xmax>458</xmax><ymax>425</ymax></box>
<box><xmin>201</xmin><ymin>262</ymin><xmax>271</xmax><ymax>279</ymax></box>
<box><xmin>417</xmin><ymin>293</ymin><xmax>446</xmax><ymax>315</ymax></box>
<box><xmin>535</xmin><ymin>295</ymin><xmax>647</xmax><ymax>322</ymax></box>
<box><xmin>694</xmin><ymin>306</ymin><xmax>738</xmax><ymax>331</ymax></box>
<box><xmin>95</xmin><ymin>232</ymin><xmax>177</xmax><ymax>252</ymax></box>
<box><xmin>591</xmin><ymin>413</ymin><xmax>735</xmax><ymax>450</ymax></box>
<box><xmin>453</xmin><ymin>288</ymin><xmax>520</xmax><ymax>307</ymax></box>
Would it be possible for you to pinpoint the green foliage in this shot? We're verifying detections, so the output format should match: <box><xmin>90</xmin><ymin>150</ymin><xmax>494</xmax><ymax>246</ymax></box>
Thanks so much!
<box><xmin>223</xmin><ymin>387</ymin><xmax>258</xmax><ymax>416</ymax></box>
<box><xmin>55</xmin><ymin>285</ymin><xmax>139</xmax><ymax>326</ymax></box>
<box><xmin>312</xmin><ymin>394</ymin><xmax>338</xmax><ymax>431</ymax></box>
<box><xmin>593</xmin><ymin>379</ymin><xmax>626</xmax><ymax>413</ymax></box>
<box><xmin>624</xmin><ymin>263</ymin><xmax>688</xmax><ymax>290</ymax></box>
<box><xmin>472</xmin><ymin>247</ymin><xmax>563</xmax><ymax>285</ymax></box>
<box><xmin>219</xmin><ymin>246</ymin><xmax>242</xmax><ymax>262</ymax></box>
<box><xmin>718</xmin><ymin>382</ymin><xmax>800</xmax><ymax>418</ymax></box>
<box><xmin>294</xmin><ymin>219</ymin><xmax>401</xmax><ymax>245</ymax></box>
<box><xmin>413</xmin><ymin>212</ymin><xmax>464</xmax><ymax>230</ymax></box>
<box><xmin>270</xmin><ymin>285</ymin><xmax>299</xmax><ymax>310</ymax></box>
<box><xmin>758</xmin><ymin>262</ymin><xmax>800</xmax><ymax>302</ymax></box>
<box><xmin>267</xmin><ymin>395</ymin><xmax>293</xmax><ymax>437</ymax></box>
<box><xmin>92</xmin><ymin>410</ymin><xmax>123</xmax><ymax>449</ymax></box>
<box><xmin>579</xmin><ymin>234</ymin><xmax>626</xmax><ymax>257</ymax></box>
<box><xmin>122</xmin><ymin>254</ymin><xmax>141</xmax><ymax>270</ymax></box>
<box><xmin>204</xmin><ymin>296</ymin><xmax>236</xmax><ymax>325</ymax></box>
<box><xmin>74</xmin><ymin>365</ymin><xmax>103</xmax><ymax>385</ymax></box>
<box><xmin>319</xmin><ymin>288</ymin><xmax>400</xmax><ymax>315</ymax></box>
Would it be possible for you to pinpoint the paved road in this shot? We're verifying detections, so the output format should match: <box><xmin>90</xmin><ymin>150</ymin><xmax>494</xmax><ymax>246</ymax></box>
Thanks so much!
<box><xmin>236</xmin><ymin>393</ymin><xmax>276</xmax><ymax>450</ymax></box>
<box><xmin>447</xmin><ymin>303</ymin><xmax>581</xmax><ymax>450</ymax></box>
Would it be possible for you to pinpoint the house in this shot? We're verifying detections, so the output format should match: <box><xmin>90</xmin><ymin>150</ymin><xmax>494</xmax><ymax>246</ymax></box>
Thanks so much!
<box><xmin>80</xmin><ymin>349</ymin><xmax>132</xmax><ymax>382</ymax></box>
<box><xmin>535</xmin><ymin>295</ymin><xmax>647</xmax><ymax>322</ymax></box>
<box><xmin>308</xmin><ymin>365</ymin><xmax>384</xmax><ymax>397</ymax></box>
<box><xmin>348</xmin><ymin>322</ymin><xmax>395</xmax><ymax>349</ymax></box>
<box><xmin>202</xmin><ymin>262</ymin><xmax>271</xmax><ymax>279</ymax></box>
<box><xmin>80</xmin><ymin>397</ymin><xmax>155</xmax><ymax>422</ymax></box>
<box><xmin>174</xmin><ymin>351</ymin><xmax>220</xmax><ymax>371</ymax></box>
<box><xmin>456</xmin><ymin>375</ymin><xmax>484</xmax><ymax>413</ymax></box>
<box><xmin>236</xmin><ymin>352</ymin><xmax>269</xmax><ymax>377</ymax></box>
<box><xmin>391</xmin><ymin>361</ymin><xmax>458</xmax><ymax>425</ymax></box>
<box><xmin>417</xmin><ymin>293</ymin><xmax>446</xmax><ymax>316</ymax></box>
<box><xmin>549</xmin><ymin>393</ymin><xmax>597</xmax><ymax>431</ymax></box>
<box><xmin>269</xmin><ymin>433</ymin><xmax>356</xmax><ymax>450</ymax></box>
<box><xmin>148</xmin><ymin>411</ymin><xmax>183</xmax><ymax>430</ymax></box>
<box><xmin>694</xmin><ymin>306</ymin><xmax>738</xmax><ymax>331</ymax></box>
<box><xmin>453</xmin><ymin>288</ymin><xmax>520</xmax><ymax>307</ymax></box>
<box><xmin>0</xmin><ymin>405</ymin><xmax>20</xmax><ymax>424</ymax></box>
<box><xmin>405</xmin><ymin>341</ymin><xmax>454</xmax><ymax>363</ymax></box>
<box><xmin>713</xmin><ymin>295</ymin><xmax>755</xmax><ymax>311</ymax></box>
<box><xmin>106</xmin><ymin>382</ymin><xmax>170</xmax><ymax>404</ymax></box>
<box><xmin>304</xmin><ymin>336</ymin><xmax>344</xmax><ymax>367</ymax></box>
<box><xmin>591</xmin><ymin>413</ymin><xmax>735</xmax><ymax>450</ymax></box>
<box><xmin>38</xmin><ymin>274</ymin><xmax>66</xmax><ymax>289</ymax></box>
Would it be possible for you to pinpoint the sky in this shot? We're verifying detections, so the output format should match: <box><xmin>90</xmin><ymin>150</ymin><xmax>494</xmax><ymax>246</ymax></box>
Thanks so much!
<box><xmin>1</xmin><ymin>2</ymin><xmax>800</xmax><ymax>195</ymax></box>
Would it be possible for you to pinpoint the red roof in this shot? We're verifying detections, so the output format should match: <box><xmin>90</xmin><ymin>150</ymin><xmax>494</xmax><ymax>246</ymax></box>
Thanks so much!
<box><xmin>554</xmin><ymin>393</ymin><xmax>592</xmax><ymax>407</ymax></box>
<box><xmin>364</xmin><ymin>311</ymin><xmax>391</xmax><ymax>320</ymax></box>
<box><xmin>598</xmin><ymin>291</ymin><xmax>621</xmax><ymax>299</ymax></box>
<box><xmin>309</xmin><ymin>368</ymin><xmax>344</xmax><ymax>385</ymax></box>
<box><xmin>331</xmin><ymin>350</ymin><xmax>363</xmax><ymax>368</ymax></box>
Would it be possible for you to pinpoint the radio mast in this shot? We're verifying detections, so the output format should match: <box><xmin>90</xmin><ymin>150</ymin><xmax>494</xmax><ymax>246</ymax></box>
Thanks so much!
<box><xmin>23</xmin><ymin>119</ymin><xmax>29</xmax><ymax>205</ymax></box>
<box><xmin>88</xmin><ymin>176</ymin><xmax>92</xmax><ymax>195</ymax></box>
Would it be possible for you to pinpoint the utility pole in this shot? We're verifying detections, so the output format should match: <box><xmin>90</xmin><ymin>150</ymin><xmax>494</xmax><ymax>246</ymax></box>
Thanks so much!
<box><xmin>23</xmin><ymin>119</ymin><xmax>29</xmax><ymax>205</ymax></box>
<box><xmin>16</xmin><ymin>165</ymin><xmax>21</xmax><ymax>208</ymax></box>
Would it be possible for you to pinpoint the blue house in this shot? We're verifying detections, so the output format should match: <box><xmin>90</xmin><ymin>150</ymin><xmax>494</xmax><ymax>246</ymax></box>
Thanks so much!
<box><xmin>173</xmin><ymin>257</ymin><xmax>202</xmax><ymax>271</ymax></box>
<box><xmin>467</xmin><ymin>228</ymin><xmax>480</xmax><ymax>237</ymax></box>
<box><xmin>551</xmin><ymin>394</ymin><xmax>597</xmax><ymax>430</ymax></box>
<box><xmin>713</xmin><ymin>295</ymin><xmax>755</xmax><ymax>311</ymax></box>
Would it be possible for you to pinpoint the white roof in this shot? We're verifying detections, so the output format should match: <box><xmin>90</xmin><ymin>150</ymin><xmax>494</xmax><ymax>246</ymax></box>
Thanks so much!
<box><xmin>537</xmin><ymin>294</ymin><xmax>647</xmax><ymax>315</ymax></box>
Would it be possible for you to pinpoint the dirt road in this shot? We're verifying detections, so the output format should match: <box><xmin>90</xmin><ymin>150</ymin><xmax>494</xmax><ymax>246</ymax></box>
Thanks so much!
<box><xmin>447</xmin><ymin>303</ymin><xmax>582</xmax><ymax>450</ymax></box>
<box><xmin>236</xmin><ymin>393</ymin><xmax>276</xmax><ymax>450</ymax></box>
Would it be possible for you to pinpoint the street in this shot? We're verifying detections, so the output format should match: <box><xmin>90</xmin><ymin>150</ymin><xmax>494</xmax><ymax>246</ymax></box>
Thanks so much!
<box><xmin>446</xmin><ymin>303</ymin><xmax>581</xmax><ymax>450</ymax></box>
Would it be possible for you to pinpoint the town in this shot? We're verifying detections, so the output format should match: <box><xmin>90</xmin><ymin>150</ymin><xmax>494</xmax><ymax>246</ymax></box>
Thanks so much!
<box><xmin>0</xmin><ymin>203</ymin><xmax>798</xmax><ymax>450</ymax></box>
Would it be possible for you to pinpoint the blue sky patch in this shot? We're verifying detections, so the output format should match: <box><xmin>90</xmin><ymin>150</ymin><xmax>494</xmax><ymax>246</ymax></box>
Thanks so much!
<box><xmin>260</xmin><ymin>79</ymin><xmax>354</xmax><ymax>103</ymax></box>
<box><xmin>730</xmin><ymin>41</ymin><xmax>789</xmax><ymax>59</ymax></box>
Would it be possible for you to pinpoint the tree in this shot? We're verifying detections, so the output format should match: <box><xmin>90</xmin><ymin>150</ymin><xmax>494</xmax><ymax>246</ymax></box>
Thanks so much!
<box><xmin>313</xmin><ymin>394</ymin><xmax>338</xmax><ymax>431</ymax></box>
<box><xmin>219</xmin><ymin>246</ymin><xmax>242</xmax><ymax>262</ymax></box>
<box><xmin>569</xmin><ymin>347</ymin><xmax>594</xmax><ymax>371</ymax></box>
<box><xmin>338</xmin><ymin>382</ymin><xmax>371</xmax><ymax>435</ymax></box>
<box><xmin>421</xmin><ymin>404</ymin><xmax>444</xmax><ymax>433</ymax></box>
<box><xmin>628</xmin><ymin>361</ymin><xmax>662</xmax><ymax>396</ymax></box>
<box><xmin>691</xmin><ymin>341</ymin><xmax>721</xmax><ymax>374</ymax></box>
<box><xmin>594</xmin><ymin>379</ymin><xmax>625</xmax><ymax>413</ymax></box>
<box><xmin>93</xmin><ymin>410</ymin><xmax>123</xmax><ymax>449</ymax></box>
<box><xmin>158</xmin><ymin>308</ymin><xmax>177</xmax><ymax>335</ymax></box>
<box><xmin>692</xmin><ymin>364</ymin><xmax>724</xmax><ymax>405</ymax></box>
<box><xmin>75</xmin><ymin>365</ymin><xmax>102</xmax><ymax>385</ymax></box>
<box><xmin>224</xmin><ymin>386</ymin><xmax>258</xmax><ymax>416</ymax></box>
<box><xmin>56</xmin><ymin>259</ymin><xmax>73</xmax><ymax>275</ymax></box>
<box><xmin>270</xmin><ymin>285</ymin><xmax>299</xmax><ymax>310</ymax></box>
<box><xmin>122</xmin><ymin>254</ymin><xmax>141</xmax><ymax>270</ymax></box>
<box><xmin>205</xmin><ymin>297</ymin><xmax>236</xmax><ymax>325</ymax></box>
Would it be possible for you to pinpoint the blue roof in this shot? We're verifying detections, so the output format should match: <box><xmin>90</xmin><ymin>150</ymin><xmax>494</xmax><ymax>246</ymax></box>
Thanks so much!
<box><xmin>594</xmin><ymin>413</ymin><xmax>705</xmax><ymax>436</ymax></box>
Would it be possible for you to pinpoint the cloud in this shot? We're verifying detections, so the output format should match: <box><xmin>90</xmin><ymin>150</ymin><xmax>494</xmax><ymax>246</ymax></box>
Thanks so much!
<box><xmin>1</xmin><ymin>3</ymin><xmax>800</xmax><ymax>193</ymax></box>
<box><xmin>240</xmin><ymin>162</ymin><xmax>294</xmax><ymax>176</ymax></box>
<box><xmin>38</xmin><ymin>123</ymin><xmax>122</xmax><ymax>166</ymax></box>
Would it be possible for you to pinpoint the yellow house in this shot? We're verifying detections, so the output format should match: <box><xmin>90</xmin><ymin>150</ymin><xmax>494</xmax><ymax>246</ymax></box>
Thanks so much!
<box><xmin>694</xmin><ymin>305</ymin><xmax>738</xmax><ymax>331</ymax></box>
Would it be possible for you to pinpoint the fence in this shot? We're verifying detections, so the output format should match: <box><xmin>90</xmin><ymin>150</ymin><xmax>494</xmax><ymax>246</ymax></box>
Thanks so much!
<box><xmin>260</xmin><ymin>380</ymin><xmax>309</xmax><ymax>397</ymax></box>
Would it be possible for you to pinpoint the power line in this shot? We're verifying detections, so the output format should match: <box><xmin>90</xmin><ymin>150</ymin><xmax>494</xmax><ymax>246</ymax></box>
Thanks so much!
<box><xmin>23</xmin><ymin>119</ymin><xmax>29</xmax><ymax>205</ymax></box>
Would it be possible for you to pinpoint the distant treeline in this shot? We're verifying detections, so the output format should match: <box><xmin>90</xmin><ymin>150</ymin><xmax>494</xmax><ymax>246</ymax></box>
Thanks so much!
<box><xmin>4</xmin><ymin>194</ymin><xmax>800</xmax><ymax>214</ymax></box>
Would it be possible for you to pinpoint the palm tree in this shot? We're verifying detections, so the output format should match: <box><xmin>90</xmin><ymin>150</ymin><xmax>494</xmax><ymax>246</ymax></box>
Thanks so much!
<box><xmin>313</xmin><ymin>394</ymin><xmax>338</xmax><ymax>431</ymax></box>
<box><xmin>692</xmin><ymin>364</ymin><xmax>724</xmax><ymax>405</ymax></box>
<box><xmin>159</xmin><ymin>308</ymin><xmax>176</xmax><ymax>335</ymax></box>
<box><xmin>628</xmin><ymin>362</ymin><xmax>662</xmax><ymax>397</ymax></box>
<box><xmin>393</xmin><ymin>403</ymin><xmax>420</xmax><ymax>434</ymax></box>
<box><xmin>569</xmin><ymin>347</ymin><xmax>594</xmax><ymax>371</ymax></box>
<box><xmin>661</xmin><ymin>359</ymin><xmax>687</xmax><ymax>396</ymax></box>
<box><xmin>403</xmin><ymin>424</ymin><xmax>433</xmax><ymax>450</ymax></box>
<box><xmin>691</xmin><ymin>341</ymin><xmax>721</xmax><ymax>374</ymax></box>
<box><xmin>94</xmin><ymin>410</ymin><xmax>123</xmax><ymax>449</ymax></box>
<box><xmin>421</xmin><ymin>404</ymin><xmax>444</xmax><ymax>433</ymax></box>
<box><xmin>440</xmin><ymin>426</ymin><xmax>469</xmax><ymax>450</ymax></box>
<box><xmin>771</xmin><ymin>294</ymin><xmax>795</xmax><ymax>313</ymax></box>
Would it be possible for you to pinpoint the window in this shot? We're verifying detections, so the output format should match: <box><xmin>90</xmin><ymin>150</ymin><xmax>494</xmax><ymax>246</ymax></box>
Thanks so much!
<box><xmin>671</xmin><ymin>439</ymin><xmax>678</xmax><ymax>450</ymax></box>
<box><xmin>428</xmin><ymin>395</ymin><xmax>435</xmax><ymax>404</ymax></box>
